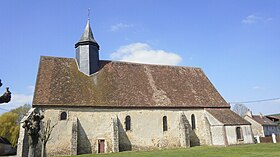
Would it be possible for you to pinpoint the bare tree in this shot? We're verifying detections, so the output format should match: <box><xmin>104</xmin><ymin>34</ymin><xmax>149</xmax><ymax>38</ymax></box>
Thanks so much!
<box><xmin>40</xmin><ymin>119</ymin><xmax>57</xmax><ymax>157</ymax></box>
<box><xmin>232</xmin><ymin>104</ymin><xmax>249</xmax><ymax>117</ymax></box>
<box><xmin>22</xmin><ymin>109</ymin><xmax>44</xmax><ymax>157</ymax></box>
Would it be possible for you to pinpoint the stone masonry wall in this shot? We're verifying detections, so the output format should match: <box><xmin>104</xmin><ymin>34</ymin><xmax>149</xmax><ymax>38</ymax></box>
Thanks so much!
<box><xmin>112</xmin><ymin>115</ymin><xmax>119</xmax><ymax>152</ymax></box>
<box><xmin>17</xmin><ymin>108</ymin><xmax>35</xmax><ymax>157</ymax></box>
<box><xmin>244</xmin><ymin>116</ymin><xmax>264</xmax><ymax>137</ymax></box>
<box><xmin>178</xmin><ymin>112</ymin><xmax>190</xmax><ymax>147</ymax></box>
<box><xmin>40</xmin><ymin>107</ymin><xmax>216</xmax><ymax>156</ymax></box>
<box><xmin>225</xmin><ymin>125</ymin><xmax>254</xmax><ymax>145</ymax></box>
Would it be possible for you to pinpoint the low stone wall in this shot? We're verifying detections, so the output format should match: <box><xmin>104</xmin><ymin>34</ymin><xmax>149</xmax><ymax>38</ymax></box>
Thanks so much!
<box><xmin>276</xmin><ymin>136</ymin><xmax>280</xmax><ymax>142</ymax></box>
<box><xmin>260</xmin><ymin>136</ymin><xmax>273</xmax><ymax>143</ymax></box>
<box><xmin>257</xmin><ymin>134</ymin><xmax>279</xmax><ymax>143</ymax></box>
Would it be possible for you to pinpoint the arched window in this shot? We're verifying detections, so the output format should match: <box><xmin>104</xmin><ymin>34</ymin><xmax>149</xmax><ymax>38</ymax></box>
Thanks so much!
<box><xmin>60</xmin><ymin>111</ymin><xmax>67</xmax><ymax>120</ymax></box>
<box><xmin>163</xmin><ymin>116</ymin><xmax>168</xmax><ymax>131</ymax></box>
<box><xmin>191</xmin><ymin>114</ymin><xmax>196</xmax><ymax>130</ymax></box>
<box><xmin>125</xmin><ymin>116</ymin><xmax>131</xmax><ymax>131</ymax></box>
<box><xmin>236</xmin><ymin>127</ymin><xmax>243</xmax><ymax>140</ymax></box>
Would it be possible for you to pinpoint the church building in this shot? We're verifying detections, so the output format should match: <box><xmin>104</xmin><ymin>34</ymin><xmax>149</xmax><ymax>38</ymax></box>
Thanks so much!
<box><xmin>17</xmin><ymin>20</ymin><xmax>254</xmax><ymax>156</ymax></box>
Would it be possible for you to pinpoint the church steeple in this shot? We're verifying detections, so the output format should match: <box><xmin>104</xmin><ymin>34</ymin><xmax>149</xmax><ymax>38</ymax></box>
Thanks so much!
<box><xmin>75</xmin><ymin>19</ymin><xmax>100</xmax><ymax>75</ymax></box>
<box><xmin>75</xmin><ymin>20</ymin><xmax>99</xmax><ymax>49</ymax></box>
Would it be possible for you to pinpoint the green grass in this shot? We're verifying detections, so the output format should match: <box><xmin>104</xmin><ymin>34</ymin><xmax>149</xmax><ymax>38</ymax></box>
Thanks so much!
<box><xmin>58</xmin><ymin>143</ymin><xmax>280</xmax><ymax>157</ymax></box>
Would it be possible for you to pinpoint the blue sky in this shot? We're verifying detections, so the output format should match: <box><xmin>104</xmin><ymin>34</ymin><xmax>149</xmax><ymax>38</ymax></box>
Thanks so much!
<box><xmin>0</xmin><ymin>0</ymin><xmax>279</xmax><ymax>115</ymax></box>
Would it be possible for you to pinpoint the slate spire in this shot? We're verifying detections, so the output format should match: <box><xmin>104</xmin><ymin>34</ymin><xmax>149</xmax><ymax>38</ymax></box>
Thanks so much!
<box><xmin>75</xmin><ymin>19</ymin><xmax>100</xmax><ymax>75</ymax></box>
<box><xmin>75</xmin><ymin>19</ymin><xmax>99</xmax><ymax>49</ymax></box>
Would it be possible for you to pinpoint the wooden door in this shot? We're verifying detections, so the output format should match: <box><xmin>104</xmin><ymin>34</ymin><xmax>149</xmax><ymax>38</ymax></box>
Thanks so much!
<box><xmin>98</xmin><ymin>140</ymin><xmax>105</xmax><ymax>153</ymax></box>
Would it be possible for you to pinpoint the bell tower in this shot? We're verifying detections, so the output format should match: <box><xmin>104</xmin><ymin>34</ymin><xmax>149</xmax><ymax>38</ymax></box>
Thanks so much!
<box><xmin>75</xmin><ymin>19</ymin><xmax>100</xmax><ymax>75</ymax></box>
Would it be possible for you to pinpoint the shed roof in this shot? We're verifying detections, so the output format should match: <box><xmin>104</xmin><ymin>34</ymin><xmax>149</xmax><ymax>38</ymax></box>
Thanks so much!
<box><xmin>206</xmin><ymin>108</ymin><xmax>251</xmax><ymax>125</ymax></box>
<box><xmin>33</xmin><ymin>56</ymin><xmax>229</xmax><ymax>108</ymax></box>
<box><xmin>251</xmin><ymin>115</ymin><xmax>277</xmax><ymax>126</ymax></box>
<box><xmin>266</xmin><ymin>115</ymin><xmax>280</xmax><ymax>120</ymax></box>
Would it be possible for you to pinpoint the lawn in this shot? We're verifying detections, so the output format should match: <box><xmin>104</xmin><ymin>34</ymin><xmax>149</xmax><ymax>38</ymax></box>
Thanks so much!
<box><xmin>59</xmin><ymin>143</ymin><xmax>280</xmax><ymax>157</ymax></box>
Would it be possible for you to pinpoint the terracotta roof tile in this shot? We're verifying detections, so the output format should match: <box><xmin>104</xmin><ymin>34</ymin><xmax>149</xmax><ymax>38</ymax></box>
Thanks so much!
<box><xmin>266</xmin><ymin>115</ymin><xmax>280</xmax><ymax>120</ymax></box>
<box><xmin>206</xmin><ymin>108</ymin><xmax>251</xmax><ymax>125</ymax></box>
<box><xmin>33</xmin><ymin>56</ymin><xmax>229</xmax><ymax>108</ymax></box>
<box><xmin>252</xmin><ymin>115</ymin><xmax>277</xmax><ymax>126</ymax></box>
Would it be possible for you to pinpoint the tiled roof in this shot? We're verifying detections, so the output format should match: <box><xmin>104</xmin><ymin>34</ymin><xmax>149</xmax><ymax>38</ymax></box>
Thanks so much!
<box><xmin>206</xmin><ymin>108</ymin><xmax>251</xmax><ymax>125</ymax></box>
<box><xmin>33</xmin><ymin>56</ymin><xmax>229</xmax><ymax>108</ymax></box>
<box><xmin>252</xmin><ymin>115</ymin><xmax>277</xmax><ymax>126</ymax></box>
<box><xmin>266</xmin><ymin>115</ymin><xmax>280</xmax><ymax>120</ymax></box>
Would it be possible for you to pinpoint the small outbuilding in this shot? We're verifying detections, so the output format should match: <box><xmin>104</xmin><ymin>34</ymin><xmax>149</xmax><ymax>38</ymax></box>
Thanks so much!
<box><xmin>244</xmin><ymin>111</ymin><xmax>280</xmax><ymax>137</ymax></box>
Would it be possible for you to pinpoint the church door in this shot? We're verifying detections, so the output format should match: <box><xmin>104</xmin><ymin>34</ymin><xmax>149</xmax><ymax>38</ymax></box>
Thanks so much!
<box><xmin>98</xmin><ymin>139</ymin><xmax>105</xmax><ymax>153</ymax></box>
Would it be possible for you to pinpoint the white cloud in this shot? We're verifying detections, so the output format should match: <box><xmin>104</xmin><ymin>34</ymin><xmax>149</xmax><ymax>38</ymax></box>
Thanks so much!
<box><xmin>272</xmin><ymin>99</ymin><xmax>280</xmax><ymax>104</ymax></box>
<box><xmin>11</xmin><ymin>93</ymin><xmax>33</xmax><ymax>105</ymax></box>
<box><xmin>0</xmin><ymin>93</ymin><xmax>33</xmax><ymax>109</ymax></box>
<box><xmin>242</xmin><ymin>14</ymin><xmax>272</xmax><ymax>24</ymax></box>
<box><xmin>242</xmin><ymin>14</ymin><xmax>260</xmax><ymax>24</ymax></box>
<box><xmin>0</xmin><ymin>85</ymin><xmax>34</xmax><ymax>114</ymax></box>
<box><xmin>265</xmin><ymin>17</ymin><xmax>273</xmax><ymax>22</ymax></box>
<box><xmin>110</xmin><ymin>42</ymin><xmax>182</xmax><ymax>65</ymax></box>
<box><xmin>110</xmin><ymin>23</ymin><xmax>133</xmax><ymax>32</ymax></box>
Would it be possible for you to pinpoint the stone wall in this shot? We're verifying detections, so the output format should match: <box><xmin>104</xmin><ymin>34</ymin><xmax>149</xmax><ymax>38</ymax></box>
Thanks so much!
<box><xmin>225</xmin><ymin>125</ymin><xmax>254</xmax><ymax>145</ymax></box>
<box><xmin>210</xmin><ymin>126</ymin><xmax>225</xmax><ymax>145</ymax></box>
<box><xmin>18</xmin><ymin>107</ymin><xmax>255</xmax><ymax>156</ymax></box>
<box><xmin>205</xmin><ymin>111</ymin><xmax>254</xmax><ymax>146</ymax></box>
<box><xmin>42</xmin><ymin>109</ymin><xmax>73</xmax><ymax>156</ymax></box>
<box><xmin>17</xmin><ymin>108</ymin><xmax>35</xmax><ymax>157</ymax></box>
<box><xmin>178</xmin><ymin>112</ymin><xmax>190</xmax><ymax>148</ymax></box>
<box><xmin>40</xmin><ymin>107</ymin><xmax>209</xmax><ymax>156</ymax></box>
<box><xmin>70</xmin><ymin>117</ymin><xmax>78</xmax><ymax>155</ymax></box>
<box><xmin>244</xmin><ymin>116</ymin><xmax>264</xmax><ymax>137</ymax></box>
<box><xmin>112</xmin><ymin>115</ymin><xmax>119</xmax><ymax>152</ymax></box>
<box><xmin>204</xmin><ymin>111</ymin><xmax>225</xmax><ymax>145</ymax></box>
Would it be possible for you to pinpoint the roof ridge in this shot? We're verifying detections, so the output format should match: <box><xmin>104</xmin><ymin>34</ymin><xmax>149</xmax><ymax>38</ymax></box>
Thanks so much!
<box><xmin>40</xmin><ymin>56</ymin><xmax>202</xmax><ymax>69</ymax></box>
<box><xmin>40</xmin><ymin>56</ymin><xmax>75</xmax><ymax>60</ymax></box>
<box><xmin>100</xmin><ymin>59</ymin><xmax>202</xmax><ymax>69</ymax></box>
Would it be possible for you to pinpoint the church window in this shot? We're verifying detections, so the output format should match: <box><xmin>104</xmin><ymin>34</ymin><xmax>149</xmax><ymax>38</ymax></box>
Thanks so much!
<box><xmin>191</xmin><ymin>114</ymin><xmax>196</xmax><ymax>130</ymax></box>
<box><xmin>125</xmin><ymin>115</ymin><xmax>131</xmax><ymax>131</ymax></box>
<box><xmin>60</xmin><ymin>111</ymin><xmax>67</xmax><ymax>120</ymax></box>
<box><xmin>163</xmin><ymin>116</ymin><xmax>168</xmax><ymax>131</ymax></box>
<box><xmin>236</xmin><ymin>127</ymin><xmax>243</xmax><ymax>140</ymax></box>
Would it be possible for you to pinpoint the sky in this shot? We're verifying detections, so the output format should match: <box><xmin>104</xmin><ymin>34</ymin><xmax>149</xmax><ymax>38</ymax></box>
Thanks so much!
<box><xmin>0</xmin><ymin>0</ymin><xmax>280</xmax><ymax>115</ymax></box>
